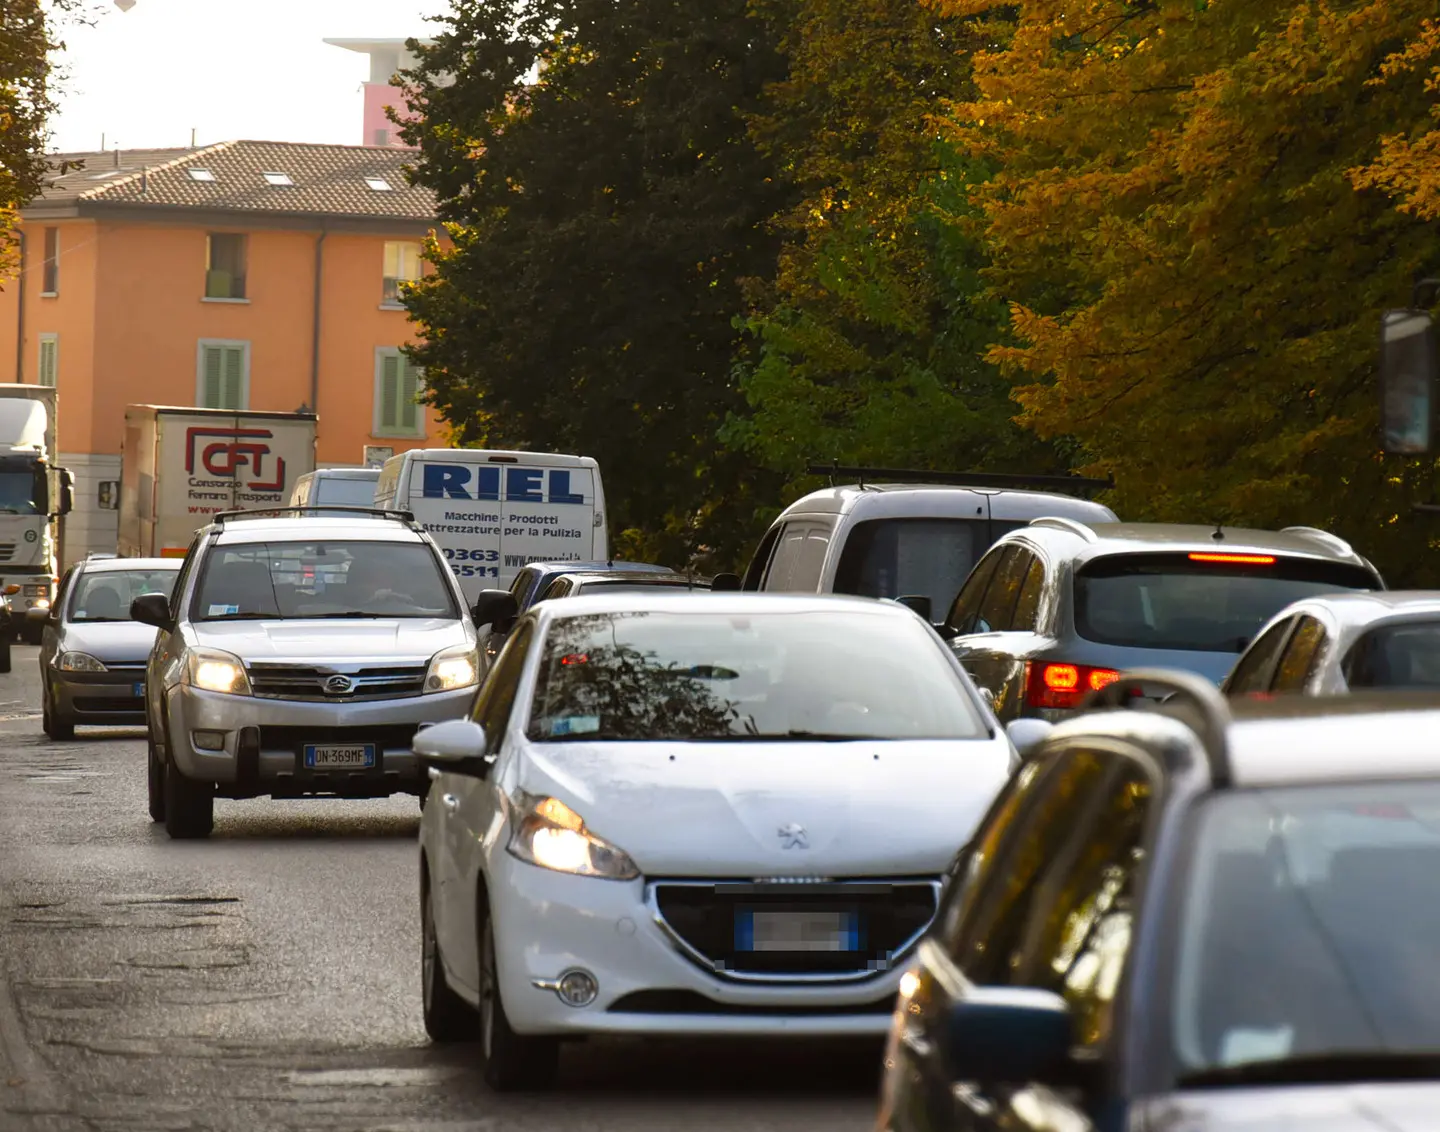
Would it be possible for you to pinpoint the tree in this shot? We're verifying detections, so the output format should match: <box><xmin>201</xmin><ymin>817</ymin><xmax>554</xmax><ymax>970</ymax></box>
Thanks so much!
<box><xmin>397</xmin><ymin>0</ymin><xmax>793</xmax><ymax>567</ymax></box>
<box><xmin>1350</xmin><ymin>19</ymin><xmax>1440</xmax><ymax>222</ymax></box>
<box><xmin>935</xmin><ymin>0</ymin><xmax>1440</xmax><ymax>583</ymax></box>
<box><xmin>1</xmin><ymin>1</ymin><xmax>63</xmax><ymax>285</ymax></box>
<box><xmin>724</xmin><ymin>0</ymin><xmax>1061</xmax><ymax>500</ymax></box>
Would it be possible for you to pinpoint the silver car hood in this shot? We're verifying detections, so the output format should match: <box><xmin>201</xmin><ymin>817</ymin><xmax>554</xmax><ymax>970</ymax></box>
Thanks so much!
<box><xmin>512</xmin><ymin>736</ymin><xmax>1012</xmax><ymax>877</ymax></box>
<box><xmin>59</xmin><ymin>621</ymin><xmax>161</xmax><ymax>664</ymax></box>
<box><xmin>191</xmin><ymin>618</ymin><xmax>473</xmax><ymax>664</ymax></box>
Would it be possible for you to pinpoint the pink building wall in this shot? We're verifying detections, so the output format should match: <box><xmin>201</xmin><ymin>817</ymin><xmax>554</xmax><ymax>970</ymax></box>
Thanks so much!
<box><xmin>364</xmin><ymin>84</ymin><xmax>410</xmax><ymax>148</ymax></box>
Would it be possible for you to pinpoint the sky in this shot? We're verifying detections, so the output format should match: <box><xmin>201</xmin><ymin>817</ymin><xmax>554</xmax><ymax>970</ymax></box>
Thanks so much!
<box><xmin>48</xmin><ymin>0</ymin><xmax>449</xmax><ymax>154</ymax></box>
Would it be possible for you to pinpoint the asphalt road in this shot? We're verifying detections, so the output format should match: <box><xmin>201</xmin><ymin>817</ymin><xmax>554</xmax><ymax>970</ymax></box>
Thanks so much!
<box><xmin>0</xmin><ymin>648</ymin><xmax>880</xmax><ymax>1132</ymax></box>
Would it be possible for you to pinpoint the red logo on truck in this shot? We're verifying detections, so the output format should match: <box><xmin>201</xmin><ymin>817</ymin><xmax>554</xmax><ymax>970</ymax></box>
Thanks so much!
<box><xmin>185</xmin><ymin>427</ymin><xmax>287</xmax><ymax>492</ymax></box>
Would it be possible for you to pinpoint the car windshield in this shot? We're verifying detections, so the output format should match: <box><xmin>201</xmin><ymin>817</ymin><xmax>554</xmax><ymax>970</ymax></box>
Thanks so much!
<box><xmin>68</xmin><ymin>569</ymin><xmax>179</xmax><ymax>622</ymax></box>
<box><xmin>192</xmin><ymin>539</ymin><xmax>458</xmax><ymax>620</ymax></box>
<box><xmin>832</xmin><ymin>518</ymin><xmax>1026</xmax><ymax>612</ymax></box>
<box><xmin>527</xmin><ymin>609</ymin><xmax>985</xmax><ymax>742</ymax></box>
<box><xmin>1343</xmin><ymin>621</ymin><xmax>1440</xmax><ymax>688</ymax></box>
<box><xmin>314</xmin><ymin>478</ymin><xmax>379</xmax><ymax>506</ymax></box>
<box><xmin>1075</xmin><ymin>553</ymin><xmax>1376</xmax><ymax>653</ymax></box>
<box><xmin>1171</xmin><ymin>783</ymin><xmax>1440</xmax><ymax>1085</ymax></box>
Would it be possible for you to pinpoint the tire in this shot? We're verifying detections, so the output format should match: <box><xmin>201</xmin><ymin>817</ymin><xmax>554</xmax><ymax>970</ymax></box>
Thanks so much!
<box><xmin>43</xmin><ymin>687</ymin><xmax>74</xmax><ymax>741</ymax></box>
<box><xmin>22</xmin><ymin>624</ymin><xmax>41</xmax><ymax>647</ymax></box>
<box><xmin>162</xmin><ymin>733</ymin><xmax>214</xmax><ymax>840</ymax></box>
<box><xmin>0</xmin><ymin>640</ymin><xmax>12</xmax><ymax>674</ymax></box>
<box><xmin>147</xmin><ymin>734</ymin><xmax>166</xmax><ymax>823</ymax></box>
<box><xmin>422</xmin><ymin>878</ymin><xmax>477</xmax><ymax>1042</ymax></box>
<box><xmin>478</xmin><ymin>906</ymin><xmax>559</xmax><ymax>1091</ymax></box>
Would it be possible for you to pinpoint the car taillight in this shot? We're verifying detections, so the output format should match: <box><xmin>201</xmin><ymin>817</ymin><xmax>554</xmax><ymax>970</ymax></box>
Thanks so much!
<box><xmin>1025</xmin><ymin>661</ymin><xmax>1122</xmax><ymax>710</ymax></box>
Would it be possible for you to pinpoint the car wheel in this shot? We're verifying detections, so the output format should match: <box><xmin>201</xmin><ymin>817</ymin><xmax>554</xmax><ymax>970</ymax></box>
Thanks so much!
<box><xmin>162</xmin><ymin>714</ymin><xmax>213</xmax><ymax>840</ymax></box>
<box><xmin>477</xmin><ymin>906</ymin><xmax>558</xmax><ymax>1092</ymax></box>
<box><xmin>0</xmin><ymin>639</ymin><xmax>12</xmax><ymax>675</ymax></box>
<box><xmin>147</xmin><ymin>733</ymin><xmax>166</xmax><ymax>823</ymax></box>
<box><xmin>44</xmin><ymin>687</ymin><xmax>74</xmax><ymax>741</ymax></box>
<box><xmin>22</xmin><ymin>624</ymin><xmax>41</xmax><ymax>647</ymax></box>
<box><xmin>422</xmin><ymin>878</ymin><xmax>477</xmax><ymax>1042</ymax></box>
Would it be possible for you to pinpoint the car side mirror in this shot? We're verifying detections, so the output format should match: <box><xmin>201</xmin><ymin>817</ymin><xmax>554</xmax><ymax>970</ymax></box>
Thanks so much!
<box><xmin>413</xmin><ymin>718</ymin><xmax>492</xmax><ymax>777</ymax></box>
<box><xmin>894</xmin><ymin>594</ymin><xmax>933</xmax><ymax>621</ymax></box>
<box><xmin>25</xmin><ymin>607</ymin><xmax>51</xmax><ymax>626</ymax></box>
<box><xmin>130</xmin><ymin>592</ymin><xmax>173</xmax><ymax>631</ymax></box>
<box><xmin>1006</xmin><ymin>718</ymin><xmax>1053</xmax><ymax>759</ymax></box>
<box><xmin>1381</xmin><ymin>281</ymin><xmax>1440</xmax><ymax>454</ymax></box>
<box><xmin>710</xmin><ymin>572</ymin><xmax>741</xmax><ymax>592</ymax></box>
<box><xmin>935</xmin><ymin>623</ymin><xmax>959</xmax><ymax>641</ymax></box>
<box><xmin>470</xmin><ymin>589</ymin><xmax>519</xmax><ymax>629</ymax></box>
<box><xmin>943</xmin><ymin>986</ymin><xmax>1072</xmax><ymax>1083</ymax></box>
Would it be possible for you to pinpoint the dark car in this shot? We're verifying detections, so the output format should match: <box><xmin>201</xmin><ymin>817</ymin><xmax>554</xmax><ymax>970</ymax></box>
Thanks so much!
<box><xmin>940</xmin><ymin>521</ymin><xmax>1383</xmax><ymax>722</ymax></box>
<box><xmin>880</xmin><ymin>672</ymin><xmax>1440</xmax><ymax>1132</ymax></box>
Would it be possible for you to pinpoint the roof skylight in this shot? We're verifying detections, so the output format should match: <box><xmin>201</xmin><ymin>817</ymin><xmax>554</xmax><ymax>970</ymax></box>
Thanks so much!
<box><xmin>187</xmin><ymin>168</ymin><xmax>216</xmax><ymax>182</ymax></box>
<box><xmin>365</xmin><ymin>177</ymin><xmax>392</xmax><ymax>192</ymax></box>
<box><xmin>262</xmin><ymin>171</ymin><xmax>294</xmax><ymax>186</ymax></box>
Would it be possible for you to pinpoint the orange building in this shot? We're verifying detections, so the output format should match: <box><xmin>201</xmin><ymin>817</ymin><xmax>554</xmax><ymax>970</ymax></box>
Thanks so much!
<box><xmin>0</xmin><ymin>140</ymin><xmax>443</xmax><ymax>565</ymax></box>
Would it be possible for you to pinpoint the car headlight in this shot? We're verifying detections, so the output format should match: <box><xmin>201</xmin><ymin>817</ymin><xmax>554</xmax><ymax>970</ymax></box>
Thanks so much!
<box><xmin>425</xmin><ymin>644</ymin><xmax>479</xmax><ymax>693</ymax></box>
<box><xmin>506</xmin><ymin>792</ymin><xmax>639</xmax><ymax>880</ymax></box>
<box><xmin>58</xmin><ymin>651</ymin><xmax>107</xmax><ymax>673</ymax></box>
<box><xmin>183</xmin><ymin>648</ymin><xmax>251</xmax><ymax>695</ymax></box>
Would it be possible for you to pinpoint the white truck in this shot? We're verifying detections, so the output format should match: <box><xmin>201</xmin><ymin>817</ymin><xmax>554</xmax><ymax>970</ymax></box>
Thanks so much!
<box><xmin>118</xmin><ymin>406</ymin><xmax>317</xmax><ymax>559</ymax></box>
<box><xmin>374</xmin><ymin>448</ymin><xmax>607</xmax><ymax>600</ymax></box>
<box><xmin>0</xmin><ymin>385</ymin><xmax>73</xmax><ymax>636</ymax></box>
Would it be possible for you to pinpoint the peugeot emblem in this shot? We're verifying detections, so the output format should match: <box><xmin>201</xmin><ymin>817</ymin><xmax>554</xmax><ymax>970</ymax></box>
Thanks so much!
<box><xmin>777</xmin><ymin>823</ymin><xmax>809</xmax><ymax>850</ymax></box>
<box><xmin>324</xmin><ymin>674</ymin><xmax>354</xmax><ymax>694</ymax></box>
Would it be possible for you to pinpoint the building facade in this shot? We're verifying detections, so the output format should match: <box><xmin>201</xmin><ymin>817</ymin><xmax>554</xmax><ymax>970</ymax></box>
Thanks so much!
<box><xmin>0</xmin><ymin>140</ymin><xmax>443</xmax><ymax>565</ymax></box>
<box><xmin>324</xmin><ymin>39</ymin><xmax>428</xmax><ymax>149</ymax></box>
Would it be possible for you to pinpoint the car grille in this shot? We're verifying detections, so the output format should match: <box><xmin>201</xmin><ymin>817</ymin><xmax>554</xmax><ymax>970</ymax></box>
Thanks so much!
<box><xmin>258</xmin><ymin>724</ymin><xmax>420</xmax><ymax>753</ymax></box>
<box><xmin>649</xmin><ymin>880</ymin><xmax>939</xmax><ymax>981</ymax></box>
<box><xmin>72</xmin><ymin>696</ymin><xmax>143</xmax><ymax>714</ymax></box>
<box><xmin>606</xmin><ymin>989</ymin><xmax>896</xmax><ymax>1016</ymax></box>
<box><xmin>247</xmin><ymin>663</ymin><xmax>427</xmax><ymax>700</ymax></box>
<box><xmin>0</xmin><ymin>543</ymin><xmax>14</xmax><ymax>563</ymax></box>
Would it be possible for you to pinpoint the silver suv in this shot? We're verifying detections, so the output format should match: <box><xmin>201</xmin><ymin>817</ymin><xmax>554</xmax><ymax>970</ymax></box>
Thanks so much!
<box><xmin>132</xmin><ymin>508</ymin><xmax>480</xmax><ymax>839</ymax></box>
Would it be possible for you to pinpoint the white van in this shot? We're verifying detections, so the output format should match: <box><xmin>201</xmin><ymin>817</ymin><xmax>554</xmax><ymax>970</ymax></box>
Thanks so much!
<box><xmin>742</xmin><ymin>469</ymin><xmax>1117</xmax><ymax>622</ymax></box>
<box><xmin>288</xmin><ymin>467</ymin><xmax>382</xmax><ymax>510</ymax></box>
<box><xmin>374</xmin><ymin>448</ymin><xmax>606</xmax><ymax>599</ymax></box>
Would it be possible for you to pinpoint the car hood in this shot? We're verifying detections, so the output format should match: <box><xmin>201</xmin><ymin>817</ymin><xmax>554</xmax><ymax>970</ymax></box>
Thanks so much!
<box><xmin>1137</xmin><ymin>1082</ymin><xmax>1440</xmax><ymax>1131</ymax></box>
<box><xmin>191</xmin><ymin>618</ymin><xmax>472</xmax><ymax>663</ymax></box>
<box><xmin>512</xmin><ymin>736</ymin><xmax>1011</xmax><ymax>877</ymax></box>
<box><xmin>59</xmin><ymin>620</ymin><xmax>159</xmax><ymax>664</ymax></box>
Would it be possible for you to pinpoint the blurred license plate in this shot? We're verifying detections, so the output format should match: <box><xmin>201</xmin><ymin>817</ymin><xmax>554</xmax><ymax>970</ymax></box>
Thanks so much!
<box><xmin>132</xmin><ymin>682</ymin><xmax>145</xmax><ymax>697</ymax></box>
<box><xmin>736</xmin><ymin>910</ymin><xmax>860</xmax><ymax>953</ymax></box>
<box><xmin>304</xmin><ymin>744</ymin><xmax>375</xmax><ymax>770</ymax></box>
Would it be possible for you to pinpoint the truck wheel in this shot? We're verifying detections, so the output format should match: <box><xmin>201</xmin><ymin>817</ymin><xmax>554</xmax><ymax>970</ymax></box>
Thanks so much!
<box><xmin>147</xmin><ymin>735</ymin><xmax>166</xmax><ymax>823</ymax></box>
<box><xmin>163</xmin><ymin>751</ymin><xmax>214</xmax><ymax>840</ymax></box>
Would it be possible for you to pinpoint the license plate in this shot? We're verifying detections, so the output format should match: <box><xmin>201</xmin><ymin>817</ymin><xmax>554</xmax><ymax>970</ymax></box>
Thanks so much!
<box><xmin>303</xmin><ymin>744</ymin><xmax>376</xmax><ymax>770</ymax></box>
<box><xmin>735</xmin><ymin>909</ymin><xmax>860</xmax><ymax>953</ymax></box>
<box><xmin>132</xmin><ymin>682</ymin><xmax>145</xmax><ymax>697</ymax></box>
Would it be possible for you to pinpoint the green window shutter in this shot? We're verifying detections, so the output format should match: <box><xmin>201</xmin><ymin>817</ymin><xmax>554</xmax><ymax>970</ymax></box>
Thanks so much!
<box><xmin>222</xmin><ymin>346</ymin><xmax>244</xmax><ymax>410</ymax></box>
<box><xmin>38</xmin><ymin>339</ymin><xmax>57</xmax><ymax>388</ymax></box>
<box><xmin>380</xmin><ymin>353</ymin><xmax>400</xmax><ymax>431</ymax></box>
<box><xmin>202</xmin><ymin>346</ymin><xmax>223</xmax><ymax>408</ymax></box>
<box><xmin>399</xmin><ymin>359</ymin><xmax>421</xmax><ymax>432</ymax></box>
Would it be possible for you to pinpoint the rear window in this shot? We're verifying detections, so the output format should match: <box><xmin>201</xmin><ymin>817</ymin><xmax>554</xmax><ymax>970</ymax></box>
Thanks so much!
<box><xmin>1075</xmin><ymin>553</ymin><xmax>1377</xmax><ymax>653</ymax></box>
<box><xmin>315</xmin><ymin>478</ymin><xmax>379</xmax><ymax>507</ymax></box>
<box><xmin>833</xmin><ymin>518</ymin><xmax>1026</xmax><ymax>611</ymax></box>
<box><xmin>1344</xmin><ymin>621</ymin><xmax>1440</xmax><ymax>688</ymax></box>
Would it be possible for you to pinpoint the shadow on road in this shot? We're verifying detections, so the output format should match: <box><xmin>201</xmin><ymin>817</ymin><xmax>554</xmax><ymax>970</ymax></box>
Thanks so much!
<box><xmin>193</xmin><ymin>806</ymin><xmax>422</xmax><ymax>842</ymax></box>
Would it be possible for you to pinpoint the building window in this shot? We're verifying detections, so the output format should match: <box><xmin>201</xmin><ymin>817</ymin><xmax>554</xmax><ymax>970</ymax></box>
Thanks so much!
<box><xmin>382</xmin><ymin>241</ymin><xmax>422</xmax><ymax>306</ymax></box>
<box><xmin>205</xmin><ymin>233</ymin><xmax>247</xmax><ymax>300</ymax></box>
<box><xmin>374</xmin><ymin>348</ymin><xmax>424</xmax><ymax>437</ymax></box>
<box><xmin>37</xmin><ymin>334</ymin><xmax>58</xmax><ymax>388</ymax></box>
<box><xmin>373</xmin><ymin>128</ymin><xmax>390</xmax><ymax>147</ymax></box>
<box><xmin>197</xmin><ymin>340</ymin><xmax>249</xmax><ymax>410</ymax></box>
<box><xmin>41</xmin><ymin>228</ymin><xmax>58</xmax><ymax>295</ymax></box>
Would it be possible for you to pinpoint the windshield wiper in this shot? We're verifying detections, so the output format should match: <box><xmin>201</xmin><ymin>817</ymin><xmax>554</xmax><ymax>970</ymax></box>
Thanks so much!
<box><xmin>1177</xmin><ymin>1051</ymin><xmax>1440</xmax><ymax>1088</ymax></box>
<box><xmin>722</xmin><ymin>730</ymin><xmax>873</xmax><ymax>742</ymax></box>
<box><xmin>303</xmin><ymin>611</ymin><xmax>399</xmax><ymax>619</ymax></box>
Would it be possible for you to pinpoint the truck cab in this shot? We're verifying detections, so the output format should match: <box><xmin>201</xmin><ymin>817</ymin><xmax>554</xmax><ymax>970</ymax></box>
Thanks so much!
<box><xmin>0</xmin><ymin>389</ymin><xmax>73</xmax><ymax>634</ymax></box>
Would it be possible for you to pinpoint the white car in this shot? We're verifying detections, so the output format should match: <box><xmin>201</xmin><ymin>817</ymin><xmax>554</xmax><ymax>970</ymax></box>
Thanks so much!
<box><xmin>416</xmin><ymin>592</ymin><xmax>1013</xmax><ymax>1090</ymax></box>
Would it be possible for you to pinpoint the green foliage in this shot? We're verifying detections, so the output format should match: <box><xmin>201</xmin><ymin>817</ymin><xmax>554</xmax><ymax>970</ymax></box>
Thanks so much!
<box><xmin>397</xmin><ymin>0</ymin><xmax>793</xmax><ymax>568</ymax></box>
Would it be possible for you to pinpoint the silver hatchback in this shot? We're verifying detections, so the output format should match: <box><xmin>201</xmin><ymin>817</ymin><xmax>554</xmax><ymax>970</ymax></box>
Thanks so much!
<box><xmin>132</xmin><ymin>510</ymin><xmax>480</xmax><ymax>839</ymax></box>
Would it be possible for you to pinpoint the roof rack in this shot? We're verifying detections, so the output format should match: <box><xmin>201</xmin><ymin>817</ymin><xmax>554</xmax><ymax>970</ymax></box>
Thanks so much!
<box><xmin>805</xmin><ymin>462</ymin><xmax>1113</xmax><ymax>494</ymax></box>
<box><xmin>212</xmin><ymin>505</ymin><xmax>417</xmax><ymax>525</ymax></box>
<box><xmin>1028</xmin><ymin>516</ymin><xmax>1099</xmax><ymax>542</ymax></box>
<box><xmin>1083</xmin><ymin>668</ymin><xmax>1234</xmax><ymax>787</ymax></box>
<box><xmin>1279</xmin><ymin>526</ymin><xmax>1355</xmax><ymax>558</ymax></box>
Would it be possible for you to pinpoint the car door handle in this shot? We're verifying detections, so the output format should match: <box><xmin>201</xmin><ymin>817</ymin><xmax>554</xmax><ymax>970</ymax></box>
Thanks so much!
<box><xmin>441</xmin><ymin>793</ymin><xmax>460</xmax><ymax>812</ymax></box>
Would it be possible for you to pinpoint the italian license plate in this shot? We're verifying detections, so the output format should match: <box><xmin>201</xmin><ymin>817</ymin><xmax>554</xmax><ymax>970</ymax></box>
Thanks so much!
<box><xmin>736</xmin><ymin>909</ymin><xmax>860</xmax><ymax>953</ymax></box>
<box><xmin>304</xmin><ymin>744</ymin><xmax>376</xmax><ymax>770</ymax></box>
<box><xmin>132</xmin><ymin>682</ymin><xmax>145</xmax><ymax>697</ymax></box>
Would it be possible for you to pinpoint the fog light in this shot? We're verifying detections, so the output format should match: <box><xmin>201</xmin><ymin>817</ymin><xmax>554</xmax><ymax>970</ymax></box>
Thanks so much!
<box><xmin>556</xmin><ymin>969</ymin><xmax>598</xmax><ymax>1008</ymax></box>
<box><xmin>192</xmin><ymin>730</ymin><xmax>227</xmax><ymax>752</ymax></box>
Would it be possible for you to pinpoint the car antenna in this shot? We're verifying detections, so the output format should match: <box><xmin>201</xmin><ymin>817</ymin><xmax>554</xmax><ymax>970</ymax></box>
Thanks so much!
<box><xmin>1212</xmin><ymin>522</ymin><xmax>1225</xmax><ymax>542</ymax></box>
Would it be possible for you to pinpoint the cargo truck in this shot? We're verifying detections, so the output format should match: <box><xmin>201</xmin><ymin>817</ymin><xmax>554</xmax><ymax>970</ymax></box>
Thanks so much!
<box><xmin>0</xmin><ymin>385</ymin><xmax>73</xmax><ymax>638</ymax></box>
<box><xmin>118</xmin><ymin>406</ymin><xmax>317</xmax><ymax>559</ymax></box>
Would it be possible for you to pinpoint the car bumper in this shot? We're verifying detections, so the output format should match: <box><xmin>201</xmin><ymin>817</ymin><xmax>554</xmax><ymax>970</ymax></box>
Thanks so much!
<box><xmin>486</xmin><ymin>852</ymin><xmax>903</xmax><ymax>1038</ymax></box>
<box><xmin>52</xmin><ymin>669</ymin><xmax>148</xmax><ymax>723</ymax></box>
<box><xmin>165</xmin><ymin>684</ymin><xmax>476</xmax><ymax>797</ymax></box>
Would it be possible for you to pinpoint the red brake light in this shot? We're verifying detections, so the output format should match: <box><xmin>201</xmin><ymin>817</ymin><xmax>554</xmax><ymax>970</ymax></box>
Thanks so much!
<box><xmin>1026</xmin><ymin>662</ymin><xmax>1121</xmax><ymax>710</ymax></box>
<box><xmin>1187</xmin><ymin>552</ymin><xmax>1276</xmax><ymax>566</ymax></box>
<box><xmin>560</xmin><ymin>653</ymin><xmax>589</xmax><ymax>666</ymax></box>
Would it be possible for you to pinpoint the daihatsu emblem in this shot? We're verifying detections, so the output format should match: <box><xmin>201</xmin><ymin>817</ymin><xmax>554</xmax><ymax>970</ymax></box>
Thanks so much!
<box><xmin>324</xmin><ymin>675</ymin><xmax>354</xmax><ymax>694</ymax></box>
<box><xmin>777</xmin><ymin>823</ymin><xmax>809</xmax><ymax>850</ymax></box>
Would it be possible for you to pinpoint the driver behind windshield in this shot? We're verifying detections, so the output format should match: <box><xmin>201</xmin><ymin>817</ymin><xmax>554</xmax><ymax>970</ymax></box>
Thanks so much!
<box><xmin>343</xmin><ymin>550</ymin><xmax>429</xmax><ymax>615</ymax></box>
